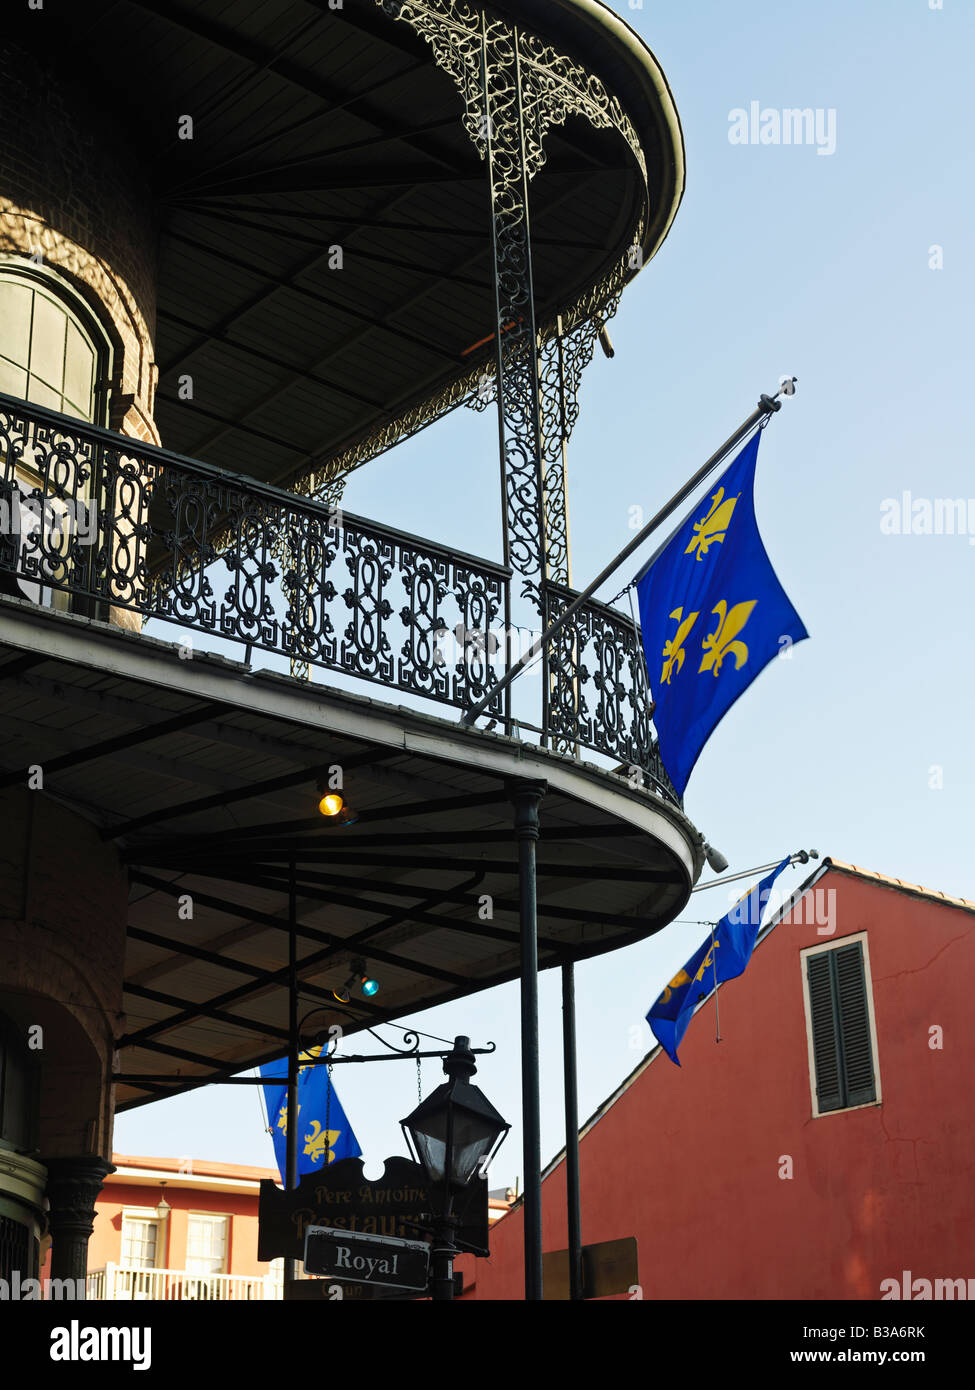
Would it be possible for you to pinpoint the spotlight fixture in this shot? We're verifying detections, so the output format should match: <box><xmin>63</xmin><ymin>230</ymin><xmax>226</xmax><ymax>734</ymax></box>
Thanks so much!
<box><xmin>316</xmin><ymin>783</ymin><xmax>358</xmax><ymax>824</ymax></box>
<box><xmin>332</xmin><ymin>957</ymin><xmax>379</xmax><ymax>1003</ymax></box>
<box><xmin>318</xmin><ymin>791</ymin><xmax>344</xmax><ymax>817</ymax></box>
<box><xmin>703</xmin><ymin>842</ymin><xmax>729</xmax><ymax>873</ymax></box>
<box><xmin>597</xmin><ymin>320</ymin><xmax>615</xmax><ymax>359</ymax></box>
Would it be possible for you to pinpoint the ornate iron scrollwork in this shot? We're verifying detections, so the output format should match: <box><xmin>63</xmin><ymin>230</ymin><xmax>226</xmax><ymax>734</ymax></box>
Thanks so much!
<box><xmin>370</xmin><ymin>0</ymin><xmax>651</xmax><ymax>614</ymax></box>
<box><xmin>544</xmin><ymin>580</ymin><xmax>678</xmax><ymax>802</ymax></box>
<box><xmin>0</xmin><ymin>397</ymin><xmax>508</xmax><ymax>719</ymax></box>
<box><xmin>482</xmin><ymin>10</ymin><xmax>548</xmax><ymax>613</ymax></box>
<box><xmin>535</xmin><ymin>296</ymin><xmax>621</xmax><ymax>590</ymax></box>
<box><xmin>0</xmin><ymin>393</ymin><xmax>680</xmax><ymax>806</ymax></box>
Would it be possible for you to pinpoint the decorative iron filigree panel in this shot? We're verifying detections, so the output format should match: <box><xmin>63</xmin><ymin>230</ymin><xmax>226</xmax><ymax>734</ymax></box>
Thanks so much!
<box><xmin>371</xmin><ymin>0</ymin><xmax>652</xmax><ymax>612</ymax></box>
<box><xmin>479</xmin><ymin>11</ymin><xmax>547</xmax><ymax>613</ymax></box>
<box><xmin>0</xmin><ymin>396</ymin><xmax>507</xmax><ymax>717</ymax></box>
<box><xmin>535</xmin><ymin>297</ymin><xmax>621</xmax><ymax>589</ymax></box>
<box><xmin>544</xmin><ymin>581</ymin><xmax>678</xmax><ymax>802</ymax></box>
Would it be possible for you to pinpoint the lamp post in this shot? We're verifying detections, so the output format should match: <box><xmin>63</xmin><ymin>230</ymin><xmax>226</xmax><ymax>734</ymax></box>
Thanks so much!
<box><xmin>401</xmin><ymin>1035</ymin><xmax>509</xmax><ymax>1301</ymax></box>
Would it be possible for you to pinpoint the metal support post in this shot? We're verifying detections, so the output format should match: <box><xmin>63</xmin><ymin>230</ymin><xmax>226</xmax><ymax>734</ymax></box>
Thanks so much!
<box><xmin>509</xmin><ymin>778</ymin><xmax>546</xmax><ymax>1299</ymax></box>
<box><xmin>562</xmin><ymin>960</ymin><xmax>583</xmax><ymax>1300</ymax></box>
<box><xmin>283</xmin><ymin>858</ymin><xmax>299</xmax><ymax>1288</ymax></box>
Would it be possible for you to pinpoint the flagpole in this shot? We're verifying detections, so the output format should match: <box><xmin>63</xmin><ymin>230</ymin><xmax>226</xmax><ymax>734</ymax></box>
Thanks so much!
<box><xmin>691</xmin><ymin>849</ymin><xmax>818</xmax><ymax>893</ymax></box>
<box><xmin>461</xmin><ymin>381</ymin><xmax>795</xmax><ymax>728</ymax></box>
<box><xmin>710</xmin><ymin>922</ymin><xmax>722</xmax><ymax>1044</ymax></box>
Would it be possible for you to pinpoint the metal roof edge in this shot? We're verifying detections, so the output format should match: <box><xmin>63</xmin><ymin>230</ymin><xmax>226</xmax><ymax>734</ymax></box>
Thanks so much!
<box><xmin>498</xmin><ymin>0</ymin><xmax>685</xmax><ymax>264</ymax></box>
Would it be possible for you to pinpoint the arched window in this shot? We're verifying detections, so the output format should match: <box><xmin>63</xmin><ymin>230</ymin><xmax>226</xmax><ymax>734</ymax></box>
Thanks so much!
<box><xmin>0</xmin><ymin>262</ymin><xmax>112</xmax><ymax>607</ymax></box>
<box><xmin>0</xmin><ymin>262</ymin><xmax>109</xmax><ymax>423</ymax></box>
<box><xmin>0</xmin><ymin>1011</ymin><xmax>39</xmax><ymax>1154</ymax></box>
<box><xmin>0</xmin><ymin>1010</ymin><xmax>42</xmax><ymax>1283</ymax></box>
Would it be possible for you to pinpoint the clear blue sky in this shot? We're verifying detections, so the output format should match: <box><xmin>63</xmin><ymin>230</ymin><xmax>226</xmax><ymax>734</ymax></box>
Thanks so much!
<box><xmin>118</xmin><ymin>0</ymin><xmax>975</xmax><ymax>1193</ymax></box>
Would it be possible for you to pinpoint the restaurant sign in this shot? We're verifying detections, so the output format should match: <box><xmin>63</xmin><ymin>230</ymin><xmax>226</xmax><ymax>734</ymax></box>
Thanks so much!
<box><xmin>258</xmin><ymin>1156</ymin><xmax>489</xmax><ymax>1262</ymax></box>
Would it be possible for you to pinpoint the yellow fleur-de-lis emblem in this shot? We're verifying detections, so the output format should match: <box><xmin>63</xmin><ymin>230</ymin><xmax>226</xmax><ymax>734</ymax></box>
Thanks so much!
<box><xmin>276</xmin><ymin>1101</ymin><xmax>299</xmax><ymax>1136</ymax></box>
<box><xmin>303</xmin><ymin>1120</ymin><xmax>341</xmax><ymax>1164</ymax></box>
<box><xmin>660</xmin><ymin>606</ymin><xmax>699</xmax><ymax>685</ymax></box>
<box><xmin>297</xmin><ymin>1047</ymin><xmax>321</xmax><ymax>1077</ymax></box>
<box><xmin>698</xmin><ymin>599</ymin><xmax>757</xmax><ymax>676</ymax></box>
<box><xmin>685</xmin><ymin>487</ymin><xmax>740</xmax><ymax>560</ymax></box>
<box><xmin>657</xmin><ymin>967</ymin><xmax>692</xmax><ymax>1006</ymax></box>
<box><xmin>693</xmin><ymin>942</ymin><xmax>719</xmax><ymax>984</ymax></box>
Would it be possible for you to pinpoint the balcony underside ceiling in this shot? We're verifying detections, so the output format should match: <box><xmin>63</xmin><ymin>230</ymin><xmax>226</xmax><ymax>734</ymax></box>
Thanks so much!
<box><xmin>9</xmin><ymin>0</ymin><xmax>682</xmax><ymax>492</ymax></box>
<box><xmin>0</xmin><ymin>605</ymin><xmax>701</xmax><ymax>1112</ymax></box>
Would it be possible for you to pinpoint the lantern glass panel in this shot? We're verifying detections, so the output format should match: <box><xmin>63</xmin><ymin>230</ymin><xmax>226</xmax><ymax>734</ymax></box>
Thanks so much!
<box><xmin>408</xmin><ymin>1099</ymin><xmax>500</xmax><ymax>1187</ymax></box>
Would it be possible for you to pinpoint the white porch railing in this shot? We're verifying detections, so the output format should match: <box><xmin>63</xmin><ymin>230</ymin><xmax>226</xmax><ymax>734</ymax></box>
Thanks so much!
<box><xmin>86</xmin><ymin>1263</ymin><xmax>280</xmax><ymax>1300</ymax></box>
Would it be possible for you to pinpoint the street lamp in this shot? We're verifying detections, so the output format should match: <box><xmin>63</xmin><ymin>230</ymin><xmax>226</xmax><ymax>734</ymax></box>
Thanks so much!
<box><xmin>401</xmin><ymin>1035</ymin><xmax>509</xmax><ymax>1300</ymax></box>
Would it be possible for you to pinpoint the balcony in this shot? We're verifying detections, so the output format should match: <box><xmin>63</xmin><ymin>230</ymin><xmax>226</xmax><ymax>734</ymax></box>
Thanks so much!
<box><xmin>0</xmin><ymin>384</ymin><xmax>702</xmax><ymax>1111</ymax></box>
<box><xmin>0</xmin><ymin>391</ymin><xmax>677</xmax><ymax>803</ymax></box>
<box><xmin>0</xmin><ymin>0</ymin><xmax>696</xmax><ymax>1301</ymax></box>
<box><xmin>86</xmin><ymin>1264</ymin><xmax>278</xmax><ymax>1301</ymax></box>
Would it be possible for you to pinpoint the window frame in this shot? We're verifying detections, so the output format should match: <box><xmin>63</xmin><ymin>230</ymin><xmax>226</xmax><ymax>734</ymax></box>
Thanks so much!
<box><xmin>0</xmin><ymin>1012</ymin><xmax>40</xmax><ymax>1154</ymax></box>
<box><xmin>185</xmin><ymin>1211</ymin><xmax>230</xmax><ymax>1276</ymax></box>
<box><xmin>120</xmin><ymin>1208</ymin><xmax>163</xmax><ymax>1271</ymax></box>
<box><xmin>0</xmin><ymin>258</ymin><xmax>113</xmax><ymax>425</ymax></box>
<box><xmin>0</xmin><ymin>259</ymin><xmax>115</xmax><ymax>615</ymax></box>
<box><xmin>800</xmin><ymin>930</ymin><xmax>882</xmax><ymax>1118</ymax></box>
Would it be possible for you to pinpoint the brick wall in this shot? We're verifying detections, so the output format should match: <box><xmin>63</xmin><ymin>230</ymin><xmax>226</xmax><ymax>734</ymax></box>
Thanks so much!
<box><xmin>0</xmin><ymin>39</ymin><xmax>160</xmax><ymax>447</ymax></box>
<box><xmin>0</xmin><ymin>39</ymin><xmax>164</xmax><ymax>630</ymax></box>
<box><xmin>0</xmin><ymin>787</ymin><xmax>128</xmax><ymax>1159</ymax></box>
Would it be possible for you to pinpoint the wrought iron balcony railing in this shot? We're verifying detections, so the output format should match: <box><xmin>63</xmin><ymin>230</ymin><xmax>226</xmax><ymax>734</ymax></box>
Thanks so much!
<box><xmin>0</xmin><ymin>392</ymin><xmax>678</xmax><ymax>806</ymax></box>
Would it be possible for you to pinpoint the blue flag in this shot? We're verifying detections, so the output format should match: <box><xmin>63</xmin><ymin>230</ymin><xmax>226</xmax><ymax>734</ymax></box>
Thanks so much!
<box><xmin>646</xmin><ymin>856</ymin><xmax>791</xmax><ymax>1064</ymax></box>
<box><xmin>635</xmin><ymin>430</ymin><xmax>807</xmax><ymax>797</ymax></box>
<box><xmin>260</xmin><ymin>1046</ymin><xmax>361</xmax><ymax>1184</ymax></box>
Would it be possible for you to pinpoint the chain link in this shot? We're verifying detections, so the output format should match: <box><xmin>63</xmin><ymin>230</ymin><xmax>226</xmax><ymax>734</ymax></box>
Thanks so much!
<box><xmin>325</xmin><ymin>1049</ymin><xmax>332</xmax><ymax>1163</ymax></box>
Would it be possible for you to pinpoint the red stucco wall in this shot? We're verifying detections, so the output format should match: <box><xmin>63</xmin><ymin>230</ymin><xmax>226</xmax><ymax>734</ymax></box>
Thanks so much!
<box><xmin>86</xmin><ymin>1181</ymin><xmax>267</xmax><ymax>1277</ymax></box>
<box><xmin>463</xmin><ymin>868</ymin><xmax>975</xmax><ymax>1300</ymax></box>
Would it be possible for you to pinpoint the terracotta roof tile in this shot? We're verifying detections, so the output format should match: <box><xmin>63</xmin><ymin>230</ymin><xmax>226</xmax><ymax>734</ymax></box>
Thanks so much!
<box><xmin>824</xmin><ymin>858</ymin><xmax>975</xmax><ymax>914</ymax></box>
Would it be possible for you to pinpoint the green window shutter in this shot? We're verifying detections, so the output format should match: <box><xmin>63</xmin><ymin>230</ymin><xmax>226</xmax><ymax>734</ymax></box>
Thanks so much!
<box><xmin>834</xmin><ymin>942</ymin><xmax>877</xmax><ymax>1106</ymax></box>
<box><xmin>806</xmin><ymin>942</ymin><xmax>877</xmax><ymax>1113</ymax></box>
<box><xmin>807</xmin><ymin>951</ymin><xmax>844</xmax><ymax>1112</ymax></box>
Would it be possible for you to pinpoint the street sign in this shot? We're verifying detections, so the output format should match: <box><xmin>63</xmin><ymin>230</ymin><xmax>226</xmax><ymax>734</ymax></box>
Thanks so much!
<box><xmin>304</xmin><ymin>1226</ymin><xmax>430</xmax><ymax>1292</ymax></box>
<box><xmin>542</xmin><ymin>1237</ymin><xmax>639</xmax><ymax>1300</ymax></box>
<box><xmin>258</xmin><ymin>1156</ymin><xmax>489</xmax><ymax>1261</ymax></box>
<box><xmin>285</xmin><ymin>1277</ymin><xmax>412</xmax><ymax>1301</ymax></box>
